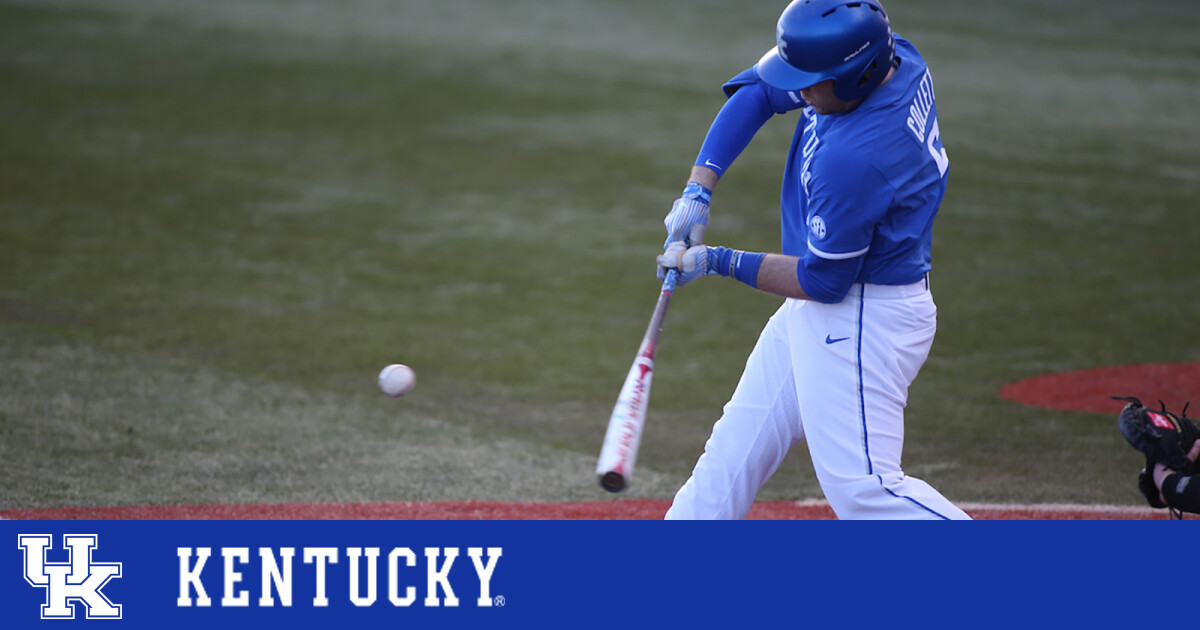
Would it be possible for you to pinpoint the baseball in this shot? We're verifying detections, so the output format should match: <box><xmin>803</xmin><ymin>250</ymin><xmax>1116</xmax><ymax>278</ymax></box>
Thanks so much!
<box><xmin>378</xmin><ymin>363</ymin><xmax>415</xmax><ymax>397</ymax></box>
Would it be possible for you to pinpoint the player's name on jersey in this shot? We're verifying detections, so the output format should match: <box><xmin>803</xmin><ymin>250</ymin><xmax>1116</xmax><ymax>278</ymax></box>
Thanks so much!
<box><xmin>176</xmin><ymin>546</ymin><xmax>503</xmax><ymax>608</ymax></box>
<box><xmin>905</xmin><ymin>69</ymin><xmax>936</xmax><ymax>142</ymax></box>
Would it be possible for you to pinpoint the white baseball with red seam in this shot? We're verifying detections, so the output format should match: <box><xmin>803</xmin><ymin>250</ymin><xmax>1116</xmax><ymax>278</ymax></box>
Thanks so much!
<box><xmin>378</xmin><ymin>364</ymin><xmax>415</xmax><ymax>397</ymax></box>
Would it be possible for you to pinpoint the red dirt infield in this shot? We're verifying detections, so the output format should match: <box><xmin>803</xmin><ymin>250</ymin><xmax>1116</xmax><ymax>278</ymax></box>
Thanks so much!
<box><xmin>0</xmin><ymin>500</ymin><xmax>1170</xmax><ymax>520</ymax></box>
<box><xmin>999</xmin><ymin>362</ymin><xmax>1200</xmax><ymax>415</ymax></box>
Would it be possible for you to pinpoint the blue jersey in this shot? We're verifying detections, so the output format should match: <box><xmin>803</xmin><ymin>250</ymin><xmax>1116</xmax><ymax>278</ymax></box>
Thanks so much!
<box><xmin>695</xmin><ymin>37</ymin><xmax>948</xmax><ymax>301</ymax></box>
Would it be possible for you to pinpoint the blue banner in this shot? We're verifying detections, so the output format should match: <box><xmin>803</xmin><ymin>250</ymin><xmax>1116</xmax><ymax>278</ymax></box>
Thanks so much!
<box><xmin>0</xmin><ymin>520</ymin><xmax>1148</xmax><ymax>628</ymax></box>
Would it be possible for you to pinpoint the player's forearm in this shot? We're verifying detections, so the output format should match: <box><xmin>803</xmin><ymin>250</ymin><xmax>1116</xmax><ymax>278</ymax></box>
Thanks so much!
<box><xmin>662</xmin><ymin>245</ymin><xmax>843</xmax><ymax>303</ymax></box>
<box><xmin>706</xmin><ymin>249</ymin><xmax>854</xmax><ymax>303</ymax></box>
<box><xmin>700</xmin><ymin>248</ymin><xmax>813</xmax><ymax>300</ymax></box>
<box><xmin>753</xmin><ymin>254</ymin><xmax>812</xmax><ymax>300</ymax></box>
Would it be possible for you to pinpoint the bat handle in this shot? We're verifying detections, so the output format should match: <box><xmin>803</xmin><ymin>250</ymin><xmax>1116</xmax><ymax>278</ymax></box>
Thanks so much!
<box><xmin>661</xmin><ymin>268</ymin><xmax>679</xmax><ymax>294</ymax></box>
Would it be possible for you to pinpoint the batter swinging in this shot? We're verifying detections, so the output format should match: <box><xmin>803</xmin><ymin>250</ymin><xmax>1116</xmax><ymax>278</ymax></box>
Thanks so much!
<box><xmin>656</xmin><ymin>0</ymin><xmax>969</xmax><ymax>519</ymax></box>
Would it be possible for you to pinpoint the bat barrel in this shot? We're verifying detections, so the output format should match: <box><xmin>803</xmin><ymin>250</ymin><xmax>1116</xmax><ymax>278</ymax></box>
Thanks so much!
<box><xmin>599</xmin><ymin>472</ymin><xmax>626</xmax><ymax>493</ymax></box>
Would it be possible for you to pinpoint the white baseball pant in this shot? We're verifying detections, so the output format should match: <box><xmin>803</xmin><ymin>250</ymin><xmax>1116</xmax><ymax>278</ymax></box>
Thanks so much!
<box><xmin>665</xmin><ymin>278</ymin><xmax>970</xmax><ymax>520</ymax></box>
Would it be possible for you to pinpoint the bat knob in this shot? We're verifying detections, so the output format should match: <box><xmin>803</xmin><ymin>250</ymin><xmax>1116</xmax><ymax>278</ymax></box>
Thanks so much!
<box><xmin>599</xmin><ymin>472</ymin><xmax>627</xmax><ymax>493</ymax></box>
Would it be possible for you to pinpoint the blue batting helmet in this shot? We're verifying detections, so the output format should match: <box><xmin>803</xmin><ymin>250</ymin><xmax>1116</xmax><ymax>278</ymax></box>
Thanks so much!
<box><xmin>756</xmin><ymin>0</ymin><xmax>896</xmax><ymax>101</ymax></box>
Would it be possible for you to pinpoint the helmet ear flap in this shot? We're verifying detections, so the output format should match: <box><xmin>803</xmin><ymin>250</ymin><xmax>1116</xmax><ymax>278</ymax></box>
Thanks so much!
<box><xmin>856</xmin><ymin>59</ymin><xmax>878</xmax><ymax>88</ymax></box>
<box><xmin>856</xmin><ymin>29</ymin><xmax>895</xmax><ymax>89</ymax></box>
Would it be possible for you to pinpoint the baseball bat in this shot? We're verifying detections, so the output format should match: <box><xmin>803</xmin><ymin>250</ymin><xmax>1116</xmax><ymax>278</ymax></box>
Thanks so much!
<box><xmin>596</xmin><ymin>269</ymin><xmax>678</xmax><ymax>492</ymax></box>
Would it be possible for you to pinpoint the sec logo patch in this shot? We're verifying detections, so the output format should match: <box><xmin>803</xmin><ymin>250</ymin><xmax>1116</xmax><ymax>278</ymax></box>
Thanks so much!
<box><xmin>809</xmin><ymin>215</ymin><xmax>827</xmax><ymax>240</ymax></box>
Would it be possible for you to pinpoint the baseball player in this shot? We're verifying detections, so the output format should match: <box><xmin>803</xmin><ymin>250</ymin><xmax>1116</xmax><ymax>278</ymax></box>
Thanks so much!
<box><xmin>656</xmin><ymin>0</ymin><xmax>969</xmax><ymax>519</ymax></box>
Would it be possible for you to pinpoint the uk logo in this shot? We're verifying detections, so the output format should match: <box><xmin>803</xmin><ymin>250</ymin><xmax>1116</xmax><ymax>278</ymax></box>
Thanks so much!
<box><xmin>18</xmin><ymin>534</ymin><xmax>123</xmax><ymax>620</ymax></box>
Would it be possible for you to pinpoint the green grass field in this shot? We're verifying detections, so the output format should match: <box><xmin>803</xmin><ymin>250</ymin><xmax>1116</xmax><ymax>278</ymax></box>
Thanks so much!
<box><xmin>3</xmin><ymin>0</ymin><xmax>1199</xmax><ymax>511</ymax></box>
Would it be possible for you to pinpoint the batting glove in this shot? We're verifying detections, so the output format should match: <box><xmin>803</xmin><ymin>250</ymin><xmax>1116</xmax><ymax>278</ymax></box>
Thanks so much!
<box><xmin>657</xmin><ymin>241</ymin><xmax>716</xmax><ymax>286</ymax></box>
<box><xmin>658</xmin><ymin>244</ymin><xmax>766</xmax><ymax>288</ymax></box>
<box><xmin>663</xmin><ymin>181</ymin><xmax>711</xmax><ymax>249</ymax></box>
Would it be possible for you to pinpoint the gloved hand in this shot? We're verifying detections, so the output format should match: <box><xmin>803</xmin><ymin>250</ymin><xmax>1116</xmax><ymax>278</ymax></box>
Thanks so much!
<box><xmin>663</xmin><ymin>181</ymin><xmax>711</xmax><ymax>248</ymax></box>
<box><xmin>1115</xmin><ymin>396</ymin><xmax>1200</xmax><ymax>473</ymax></box>
<box><xmin>656</xmin><ymin>241</ymin><xmax>715</xmax><ymax>286</ymax></box>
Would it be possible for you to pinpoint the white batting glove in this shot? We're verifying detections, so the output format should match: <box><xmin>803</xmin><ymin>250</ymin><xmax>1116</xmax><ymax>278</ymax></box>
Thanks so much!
<box><xmin>656</xmin><ymin>241</ymin><xmax>715</xmax><ymax>286</ymax></box>
<box><xmin>663</xmin><ymin>181</ymin><xmax>712</xmax><ymax>249</ymax></box>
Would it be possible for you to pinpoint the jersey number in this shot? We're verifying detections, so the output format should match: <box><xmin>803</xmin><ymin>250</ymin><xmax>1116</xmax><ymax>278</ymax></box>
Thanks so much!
<box><xmin>927</xmin><ymin>117</ymin><xmax>949</xmax><ymax>177</ymax></box>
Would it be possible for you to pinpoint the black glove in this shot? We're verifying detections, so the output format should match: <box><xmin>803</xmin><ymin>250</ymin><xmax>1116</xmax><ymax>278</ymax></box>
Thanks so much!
<box><xmin>1115</xmin><ymin>396</ymin><xmax>1199</xmax><ymax>473</ymax></box>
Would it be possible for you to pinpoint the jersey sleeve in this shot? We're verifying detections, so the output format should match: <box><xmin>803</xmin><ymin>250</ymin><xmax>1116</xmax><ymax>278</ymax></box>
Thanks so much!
<box><xmin>693</xmin><ymin>66</ymin><xmax>809</xmax><ymax>177</ymax></box>
<box><xmin>798</xmin><ymin>148</ymin><xmax>896</xmax><ymax>302</ymax></box>
<box><xmin>796</xmin><ymin>254</ymin><xmax>863</xmax><ymax>304</ymax></box>
<box><xmin>805</xmin><ymin>150</ymin><xmax>894</xmax><ymax>261</ymax></box>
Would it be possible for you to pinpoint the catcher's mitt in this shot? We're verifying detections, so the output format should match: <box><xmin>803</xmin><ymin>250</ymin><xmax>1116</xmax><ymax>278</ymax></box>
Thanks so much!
<box><xmin>1115</xmin><ymin>396</ymin><xmax>1199</xmax><ymax>473</ymax></box>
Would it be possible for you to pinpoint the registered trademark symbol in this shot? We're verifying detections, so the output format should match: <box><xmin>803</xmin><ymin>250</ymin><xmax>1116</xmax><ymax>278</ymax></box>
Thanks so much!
<box><xmin>493</xmin><ymin>595</ymin><xmax>506</xmax><ymax>607</ymax></box>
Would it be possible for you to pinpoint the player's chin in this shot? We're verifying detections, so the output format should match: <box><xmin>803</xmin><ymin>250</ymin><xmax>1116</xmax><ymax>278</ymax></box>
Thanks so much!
<box><xmin>812</xmin><ymin>99</ymin><xmax>859</xmax><ymax>116</ymax></box>
<box><xmin>808</xmin><ymin>102</ymin><xmax>836</xmax><ymax>115</ymax></box>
